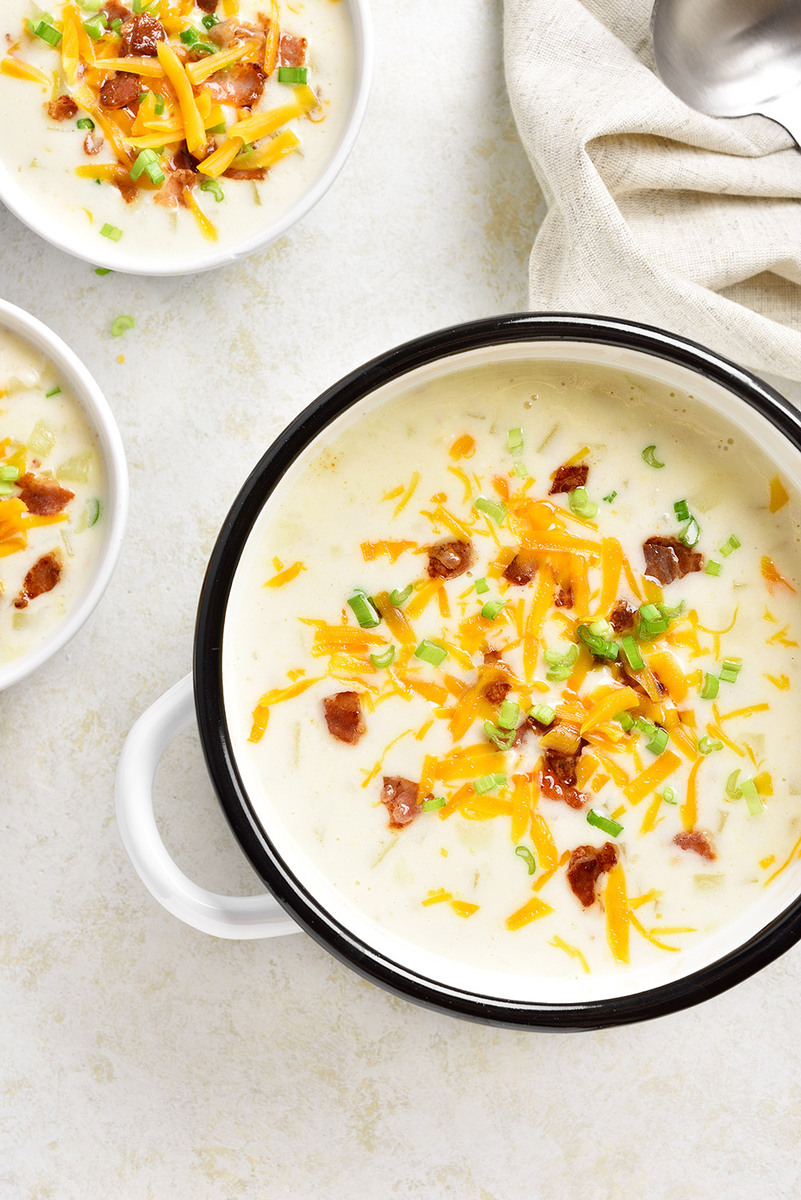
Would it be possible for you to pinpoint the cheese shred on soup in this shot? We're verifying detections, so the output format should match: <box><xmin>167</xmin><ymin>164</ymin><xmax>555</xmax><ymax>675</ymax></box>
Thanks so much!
<box><xmin>224</xmin><ymin>360</ymin><xmax>801</xmax><ymax>994</ymax></box>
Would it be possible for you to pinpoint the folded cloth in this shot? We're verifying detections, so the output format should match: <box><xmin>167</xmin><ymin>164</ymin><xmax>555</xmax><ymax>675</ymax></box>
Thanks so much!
<box><xmin>504</xmin><ymin>0</ymin><xmax>801</xmax><ymax>380</ymax></box>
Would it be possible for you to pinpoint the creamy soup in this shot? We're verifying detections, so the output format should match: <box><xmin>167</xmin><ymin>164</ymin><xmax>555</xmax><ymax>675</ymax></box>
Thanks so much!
<box><xmin>0</xmin><ymin>327</ymin><xmax>107</xmax><ymax>664</ymax></box>
<box><xmin>0</xmin><ymin>0</ymin><xmax>355</xmax><ymax>266</ymax></box>
<box><xmin>223</xmin><ymin>350</ymin><xmax>801</xmax><ymax>1001</ymax></box>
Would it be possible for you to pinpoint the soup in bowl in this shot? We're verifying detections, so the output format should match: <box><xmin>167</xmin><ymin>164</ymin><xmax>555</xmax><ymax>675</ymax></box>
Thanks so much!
<box><xmin>116</xmin><ymin>314</ymin><xmax>801</xmax><ymax>1028</ymax></box>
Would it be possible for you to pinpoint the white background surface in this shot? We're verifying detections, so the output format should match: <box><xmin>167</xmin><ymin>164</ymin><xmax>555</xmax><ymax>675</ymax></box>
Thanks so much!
<box><xmin>2</xmin><ymin>3</ymin><xmax>801</xmax><ymax>1198</ymax></box>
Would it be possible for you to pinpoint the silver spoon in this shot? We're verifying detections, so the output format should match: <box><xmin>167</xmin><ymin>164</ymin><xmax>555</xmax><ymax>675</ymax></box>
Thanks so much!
<box><xmin>651</xmin><ymin>0</ymin><xmax>801</xmax><ymax>146</ymax></box>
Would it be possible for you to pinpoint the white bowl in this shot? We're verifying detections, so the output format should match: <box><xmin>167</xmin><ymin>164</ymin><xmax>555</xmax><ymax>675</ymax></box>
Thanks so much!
<box><xmin>0</xmin><ymin>298</ymin><xmax>128</xmax><ymax>689</ymax></box>
<box><xmin>0</xmin><ymin>0</ymin><xmax>372</xmax><ymax>276</ymax></box>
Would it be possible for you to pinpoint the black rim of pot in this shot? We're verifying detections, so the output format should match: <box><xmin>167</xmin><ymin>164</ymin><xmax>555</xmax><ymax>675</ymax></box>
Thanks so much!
<box><xmin>194</xmin><ymin>312</ymin><xmax>801</xmax><ymax>1030</ymax></box>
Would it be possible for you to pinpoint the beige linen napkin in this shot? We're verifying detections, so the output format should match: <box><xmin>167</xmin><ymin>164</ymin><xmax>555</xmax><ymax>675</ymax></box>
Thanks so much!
<box><xmin>504</xmin><ymin>0</ymin><xmax>801</xmax><ymax>380</ymax></box>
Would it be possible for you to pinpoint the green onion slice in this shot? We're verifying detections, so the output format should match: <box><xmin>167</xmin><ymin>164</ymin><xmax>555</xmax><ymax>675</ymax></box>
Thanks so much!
<box><xmin>646</xmin><ymin>726</ymin><xmax>669</xmax><ymax>755</ymax></box>
<box><xmin>0</xmin><ymin>465</ymin><xmax>20</xmax><ymax>482</ymax></box>
<box><xmin>705</xmin><ymin>560</ymin><xmax>721</xmax><ymax>577</ymax></box>
<box><xmin>529</xmin><ymin>703</ymin><xmax>555</xmax><ymax>726</ymax></box>
<box><xmin>484</xmin><ymin>721</ymin><xmax>515</xmax><ymax>750</ymax></box>
<box><xmin>698</xmin><ymin>735</ymin><xmax>723</xmax><ymax>755</ymax></box>
<box><xmin>76</xmin><ymin>117</ymin><xmax>95</xmax><ymax>131</ymax></box>
<box><xmin>725</xmin><ymin>769</ymin><xmax>743</xmax><ymax>800</ymax></box>
<box><xmin>587</xmin><ymin>809</ymin><xmax>623</xmax><ymax>837</ymax></box>
<box><xmin>473</xmin><ymin>772</ymin><xmax>507</xmax><ymax>795</ymax></box>
<box><xmin>129</xmin><ymin>148</ymin><xmax>165</xmax><ymax>185</ymax></box>
<box><xmin>498</xmin><ymin>699</ymin><xmax>520</xmax><ymax>730</ymax></box>
<box><xmin>617</xmin><ymin>711</ymin><xmax>635</xmax><ymax>732</ymax></box>
<box><xmin>512</xmin><ymin>463</ymin><xmax>530</xmax><ymax>478</ymax></box>
<box><xmin>544</xmin><ymin>643</ymin><xmax>578</xmax><ymax>682</ymax></box>
<box><xmin>100</xmin><ymin>223</ymin><xmax>122</xmax><ymax>241</ymax></box>
<box><xmin>474</xmin><ymin>577</ymin><xmax>489</xmax><ymax>595</ymax></box>
<box><xmin>85</xmin><ymin>498</ymin><xmax>101</xmax><ymax>527</ymax></box>
<box><xmin>700</xmin><ymin>672</ymin><xmax>719</xmax><ymax>700</ymax></box>
<box><xmin>507</xmin><ymin>427</ymin><xmax>524</xmax><ymax>455</ymax></box>
<box><xmin>740</xmin><ymin>778</ymin><xmax>764</xmax><ymax>815</ymax></box>
<box><xmin>662</xmin><ymin>787</ymin><xmax>676</xmax><ymax>804</ymax></box>
<box><xmin>568</xmin><ymin>486</ymin><xmax>598</xmax><ymax>519</ymax></box>
<box><xmin>389</xmin><ymin>583</ymin><xmax>413</xmax><ymax>607</ymax></box>
<box><xmin>348</xmin><ymin>589</ymin><xmax>380</xmax><ymax>629</ymax></box>
<box><xmin>719</xmin><ymin>659</ymin><xmax>742</xmax><ymax>683</ymax></box>
<box><xmin>514</xmin><ymin>846</ymin><xmax>537</xmax><ymax>875</ymax></box>
<box><xmin>474</xmin><ymin>496</ymin><xmax>507</xmax><ymax>525</ymax></box>
<box><xmin>720</xmin><ymin>534</ymin><xmax>741</xmax><ymax>557</ymax></box>
<box><xmin>620</xmin><ymin>635</ymin><xmax>644</xmax><ymax>671</ymax></box>
<box><xmin>481</xmin><ymin>599</ymin><xmax>506</xmax><ymax>621</ymax></box>
<box><xmin>200</xmin><ymin>179</ymin><xmax>225</xmax><ymax>202</ymax></box>
<box><xmin>642</xmin><ymin>444</ymin><xmax>665</xmax><ymax>468</ymax></box>
<box><xmin>278</xmin><ymin>66</ymin><xmax>308</xmax><ymax>83</ymax></box>
<box><xmin>201</xmin><ymin>12</ymin><xmax>219</xmax><ymax>28</ymax></box>
<box><xmin>45</xmin><ymin>386</ymin><xmax>61</xmax><ymax>398</ymax></box>
<box><xmin>414</xmin><ymin>639</ymin><xmax>447</xmax><ymax>667</ymax></box>
<box><xmin>32</xmin><ymin>20</ymin><xmax>63</xmax><ymax>46</ymax></box>
<box><xmin>369</xmin><ymin>645</ymin><xmax>396</xmax><ymax>670</ymax></box>
<box><xmin>110</xmin><ymin>314</ymin><xmax>134</xmax><ymax>337</ymax></box>
<box><xmin>421</xmin><ymin>796</ymin><xmax>446</xmax><ymax>812</ymax></box>
<box><xmin>602</xmin><ymin>490</ymin><xmax>617</xmax><ymax>503</ymax></box>
<box><xmin>83</xmin><ymin>12</ymin><xmax>107</xmax><ymax>37</ymax></box>
<box><xmin>577</xmin><ymin>623</ymin><xmax>618</xmax><ymax>660</ymax></box>
<box><xmin>678</xmin><ymin>517</ymin><xmax>700</xmax><ymax>548</ymax></box>
<box><xmin>674</xmin><ymin>499</ymin><xmax>690</xmax><ymax>522</ymax></box>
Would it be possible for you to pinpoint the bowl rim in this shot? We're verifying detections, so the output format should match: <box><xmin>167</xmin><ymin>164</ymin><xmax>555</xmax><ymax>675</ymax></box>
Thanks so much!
<box><xmin>194</xmin><ymin>312</ymin><xmax>801</xmax><ymax>1029</ymax></box>
<box><xmin>0</xmin><ymin>0</ymin><xmax>373</xmax><ymax>277</ymax></box>
<box><xmin>0</xmin><ymin>297</ymin><xmax>128</xmax><ymax>690</ymax></box>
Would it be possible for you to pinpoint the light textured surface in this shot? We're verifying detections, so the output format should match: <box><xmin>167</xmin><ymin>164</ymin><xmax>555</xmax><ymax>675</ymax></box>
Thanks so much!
<box><xmin>2</xmin><ymin>3</ymin><xmax>801</xmax><ymax>1199</ymax></box>
<box><xmin>504</xmin><ymin>0</ymin><xmax>801</xmax><ymax>380</ymax></box>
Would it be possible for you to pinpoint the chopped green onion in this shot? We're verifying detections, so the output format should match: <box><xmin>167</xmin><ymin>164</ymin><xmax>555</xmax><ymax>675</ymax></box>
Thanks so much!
<box><xmin>154</xmin><ymin>95</ymin><xmax>165</xmax><ymax>115</ymax></box>
<box><xmin>347</xmin><ymin>589</ymin><xmax>380</xmax><ymax>629</ymax></box>
<box><xmin>78</xmin><ymin>1</ymin><xmax>104</xmax><ymax>11</ymax></box>
<box><xmin>678</xmin><ymin>517</ymin><xmax>700</xmax><ymax>548</ymax></box>
<box><xmin>474</xmin><ymin>577</ymin><xmax>489</xmax><ymax>595</ymax></box>
<box><xmin>700</xmin><ymin>672</ymin><xmax>719</xmax><ymax>700</ymax></box>
<box><xmin>100</xmin><ymin>223</ymin><xmax>122</xmax><ymax>241</ymax></box>
<box><xmin>83</xmin><ymin>12</ymin><xmax>107</xmax><ymax>37</ymax></box>
<box><xmin>674</xmin><ymin>499</ymin><xmax>690</xmax><ymax>522</ymax></box>
<box><xmin>543</xmin><ymin>643</ymin><xmax>578</xmax><ymax>682</ymax></box>
<box><xmin>617</xmin><ymin>711</ymin><xmax>635</xmax><ymax>732</ymax></box>
<box><xmin>720</xmin><ymin>659</ymin><xmax>742</xmax><ymax>683</ymax></box>
<box><xmin>636</xmin><ymin>602</ymin><xmax>669</xmax><ymax>640</ymax></box>
<box><xmin>646</xmin><ymin>726</ymin><xmax>669</xmax><ymax>755</ymax></box>
<box><xmin>481</xmin><ymin>599</ymin><xmax>506</xmax><ymax>621</ymax></box>
<box><xmin>179</xmin><ymin>27</ymin><xmax>199</xmax><ymax>44</ymax></box>
<box><xmin>76</xmin><ymin>117</ymin><xmax>95</xmax><ymax>131</ymax></box>
<box><xmin>85</xmin><ymin>497</ymin><xmax>101</xmax><ymax>527</ymax></box>
<box><xmin>577</xmin><ymin>623</ymin><xmax>618</xmax><ymax>660</ymax></box>
<box><xmin>705</xmin><ymin>560</ymin><xmax>721</xmax><ymax>577</ymax></box>
<box><xmin>369</xmin><ymin>645</ymin><xmax>396</xmax><ymax>670</ymax></box>
<box><xmin>110</xmin><ymin>17</ymin><xmax>122</xmax><ymax>33</ymax></box>
<box><xmin>512</xmin><ymin>463</ymin><xmax>529</xmax><ymax>478</ymax></box>
<box><xmin>414</xmin><ymin>639</ymin><xmax>447</xmax><ymax>667</ymax></box>
<box><xmin>32</xmin><ymin>20</ymin><xmax>63</xmax><ymax>46</ymax></box>
<box><xmin>662</xmin><ymin>787</ymin><xmax>676</xmax><ymax>805</ymax></box>
<box><xmin>589</xmin><ymin>618</ymin><xmax>613</xmax><ymax>637</ymax></box>
<box><xmin>529</xmin><ymin>703</ymin><xmax>555</xmax><ymax>726</ymax></box>
<box><xmin>389</xmin><ymin>583</ymin><xmax>413</xmax><ymax>607</ymax></box>
<box><xmin>129</xmin><ymin>148</ymin><xmax>165</xmax><ymax>185</ymax></box>
<box><xmin>587</xmin><ymin>809</ymin><xmax>623</xmax><ymax>837</ymax></box>
<box><xmin>45</xmin><ymin>386</ymin><xmax>61</xmax><ymax>398</ymax></box>
<box><xmin>498</xmin><ymin>699</ymin><xmax>519</xmax><ymax>730</ymax></box>
<box><xmin>740</xmin><ymin>777</ymin><xmax>763</xmax><ymax>815</ymax></box>
<box><xmin>507</xmin><ymin>427</ymin><xmax>524</xmax><ymax>455</ymax></box>
<box><xmin>568</xmin><ymin>487</ymin><xmax>598</xmax><ymax>520</ymax></box>
<box><xmin>0</xmin><ymin>465</ymin><xmax>20</xmax><ymax>482</ymax></box>
<box><xmin>698</xmin><ymin>735</ymin><xmax>723</xmax><ymax>755</ymax></box>
<box><xmin>474</xmin><ymin>496</ymin><xmax>506</xmax><ymax>525</ymax></box>
<box><xmin>602</xmin><ymin>490</ymin><xmax>617</xmax><ymax>503</ymax></box>
<box><xmin>658</xmin><ymin>600</ymin><xmax>685</xmax><ymax>621</ymax></box>
<box><xmin>484</xmin><ymin>721</ymin><xmax>515</xmax><ymax>750</ymax></box>
<box><xmin>201</xmin><ymin>13</ymin><xmax>219</xmax><ymax>28</ymax></box>
<box><xmin>421</xmin><ymin>796</ymin><xmax>446</xmax><ymax>812</ymax></box>
<box><xmin>278</xmin><ymin>66</ymin><xmax>308</xmax><ymax>84</ymax></box>
<box><xmin>620</xmin><ymin>635</ymin><xmax>644</xmax><ymax>670</ymax></box>
<box><xmin>642</xmin><ymin>444</ymin><xmax>665</xmax><ymax>468</ymax></box>
<box><xmin>720</xmin><ymin>534</ymin><xmax>741</xmax><ymax>557</ymax></box>
<box><xmin>110</xmin><ymin>314</ymin><xmax>134</xmax><ymax>337</ymax></box>
<box><xmin>635</xmin><ymin>717</ymin><xmax>656</xmax><ymax>741</ymax></box>
<box><xmin>725</xmin><ymin>769</ymin><xmax>742</xmax><ymax>800</ymax></box>
<box><xmin>514</xmin><ymin>846</ymin><xmax>537</xmax><ymax>875</ymax></box>
<box><xmin>0</xmin><ymin>481</ymin><xmax>14</xmax><ymax>497</ymax></box>
<box><xmin>94</xmin><ymin>267</ymin><xmax>112</xmax><ymax>275</ymax></box>
<box><xmin>200</xmin><ymin>179</ymin><xmax>225</xmax><ymax>202</ymax></box>
<box><xmin>473</xmin><ymin>772</ymin><xmax>507</xmax><ymax>795</ymax></box>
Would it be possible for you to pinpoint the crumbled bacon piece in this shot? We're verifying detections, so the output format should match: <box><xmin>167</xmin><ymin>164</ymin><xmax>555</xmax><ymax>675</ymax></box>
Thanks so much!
<box><xmin>539</xmin><ymin>749</ymin><xmax>586</xmax><ymax>809</ymax></box>
<box><xmin>503</xmin><ymin>551</ymin><xmax>537</xmax><ymax>586</ymax></box>
<box><xmin>47</xmin><ymin>95</ymin><xmax>78</xmax><ymax>121</ymax></box>
<box><xmin>99</xmin><ymin>72</ymin><xmax>141</xmax><ymax>110</ymax></box>
<box><xmin>14</xmin><ymin>552</ymin><xmax>62</xmax><ymax>609</ymax></box>
<box><xmin>609</xmin><ymin>599</ymin><xmax>636</xmax><ymax>633</ymax></box>
<box><xmin>483</xmin><ymin>679</ymin><xmax>510</xmax><ymax>705</ymax></box>
<box><xmin>674</xmin><ymin>830</ymin><xmax>716</xmax><ymax>861</ymax></box>
<box><xmin>197</xmin><ymin>0</ymin><xmax>218</xmax><ymax>10</ymax></box>
<box><xmin>381</xmin><ymin>776</ymin><xmax>421</xmax><ymax>828</ymax></box>
<box><xmin>323</xmin><ymin>691</ymin><xmax>365</xmax><ymax>745</ymax></box>
<box><xmin>16</xmin><ymin>473</ymin><xmax>74</xmax><ymax>517</ymax></box>
<box><xmin>643</xmin><ymin>536</ymin><xmax>703</xmax><ymax>585</ymax></box>
<box><xmin>549</xmin><ymin>464</ymin><xmax>589</xmax><ymax>494</ymax></box>
<box><xmin>224</xmin><ymin>168</ymin><xmax>267</xmax><ymax>180</ymax></box>
<box><xmin>120</xmin><ymin>14</ymin><xmax>166</xmax><ymax>57</ymax></box>
<box><xmin>83</xmin><ymin>132</ymin><xmax>104</xmax><ymax>156</ymax></box>
<box><xmin>154</xmin><ymin>152</ymin><xmax>197</xmax><ymax>209</ymax></box>
<box><xmin>554</xmin><ymin>585</ymin><xmax>573</xmax><ymax>608</ymax></box>
<box><xmin>205</xmin><ymin>63</ymin><xmax>266</xmax><ymax>107</ymax></box>
<box><xmin>426</xmin><ymin>539</ymin><xmax>474</xmax><ymax>580</ymax></box>
<box><xmin>279</xmin><ymin>32</ymin><xmax>307</xmax><ymax>66</ymax></box>
<box><xmin>566</xmin><ymin>842</ymin><xmax>619</xmax><ymax>907</ymax></box>
<box><xmin>208</xmin><ymin>17</ymin><xmax>264</xmax><ymax>48</ymax></box>
<box><xmin>101</xmin><ymin>1</ymin><xmax>131</xmax><ymax>22</ymax></box>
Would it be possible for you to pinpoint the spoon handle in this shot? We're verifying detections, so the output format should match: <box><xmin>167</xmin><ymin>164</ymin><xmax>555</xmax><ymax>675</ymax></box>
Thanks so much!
<box><xmin>759</xmin><ymin>90</ymin><xmax>801</xmax><ymax>150</ymax></box>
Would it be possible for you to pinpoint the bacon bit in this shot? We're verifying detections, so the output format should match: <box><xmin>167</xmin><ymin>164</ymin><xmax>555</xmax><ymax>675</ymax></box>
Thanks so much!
<box><xmin>155</xmin><ymin>152</ymin><xmax>198</xmax><ymax>209</ymax></box>
<box><xmin>769</xmin><ymin>475</ymin><xmax>790</xmax><ymax>513</ymax></box>
<box><xmin>449</xmin><ymin>434</ymin><xmax>475</xmax><ymax>461</ymax></box>
<box><xmin>209</xmin><ymin>17</ymin><xmax>265</xmax><ymax>48</ymax></box>
<box><xmin>765</xmin><ymin>673</ymin><xmax>790</xmax><ymax>690</ymax></box>
<box><xmin>16</xmin><ymin>473</ymin><xmax>74</xmax><ymax>517</ymax></box>
<box><xmin>566</xmin><ymin>842</ymin><xmax>618</xmax><ymax>907</ymax></box>
<box><xmin>553</xmin><ymin>585</ymin><xmax>573</xmax><ymax>608</ymax></box>
<box><xmin>14</xmin><ymin>551</ymin><xmax>61</xmax><ymax>609</ymax></box>
<box><xmin>47</xmin><ymin>94</ymin><xmax>78</xmax><ymax>120</ymax></box>
<box><xmin>549</xmin><ymin>463</ymin><xmax>588</xmax><ymax>494</ymax></box>
<box><xmin>761</xmin><ymin>556</ymin><xmax>796</xmax><ymax>593</ymax></box>
<box><xmin>539</xmin><ymin>750</ymin><xmax>586</xmax><ymax>809</ymax></box>
<box><xmin>503</xmin><ymin>550</ymin><xmax>537</xmax><ymax>586</ymax></box>
<box><xmin>197</xmin><ymin>0</ymin><xmax>218</xmax><ymax>10</ymax></box>
<box><xmin>120</xmin><ymin>14</ymin><xmax>166</xmax><ymax>57</ymax></box>
<box><xmin>205</xmin><ymin>62</ymin><xmax>266</xmax><ymax>106</ymax></box>
<box><xmin>381</xmin><ymin>775</ymin><xmax>421</xmax><ymax>828</ymax></box>
<box><xmin>99</xmin><ymin>71</ymin><xmax>142</xmax><ymax>109</ymax></box>
<box><xmin>609</xmin><ymin>598</ymin><xmax>636</xmax><ymax>632</ymax></box>
<box><xmin>426</xmin><ymin>539</ymin><xmax>474</xmax><ymax>580</ymax></box>
<box><xmin>643</xmin><ymin>536</ymin><xmax>702</xmax><ymax>585</ymax></box>
<box><xmin>674</xmin><ymin>830</ymin><xmax>716</xmax><ymax>861</ymax></box>
<box><xmin>83</xmin><ymin>131</ymin><xmax>105</xmax><ymax>157</ymax></box>
<box><xmin>263</xmin><ymin>561</ymin><xmax>304</xmax><ymax>588</ymax></box>
<box><xmin>361</xmin><ymin>540</ymin><xmax>416</xmax><ymax>563</ymax></box>
<box><xmin>323</xmin><ymin>691</ymin><xmax>365</xmax><ymax>744</ymax></box>
<box><xmin>102</xmin><ymin>1</ymin><xmax>132</xmax><ymax>21</ymax></box>
<box><xmin>278</xmin><ymin>32</ymin><xmax>307</xmax><ymax>67</ymax></box>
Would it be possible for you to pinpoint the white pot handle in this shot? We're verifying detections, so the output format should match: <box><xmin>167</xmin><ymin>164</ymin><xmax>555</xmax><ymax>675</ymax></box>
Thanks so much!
<box><xmin>115</xmin><ymin>673</ymin><xmax>299</xmax><ymax>940</ymax></box>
